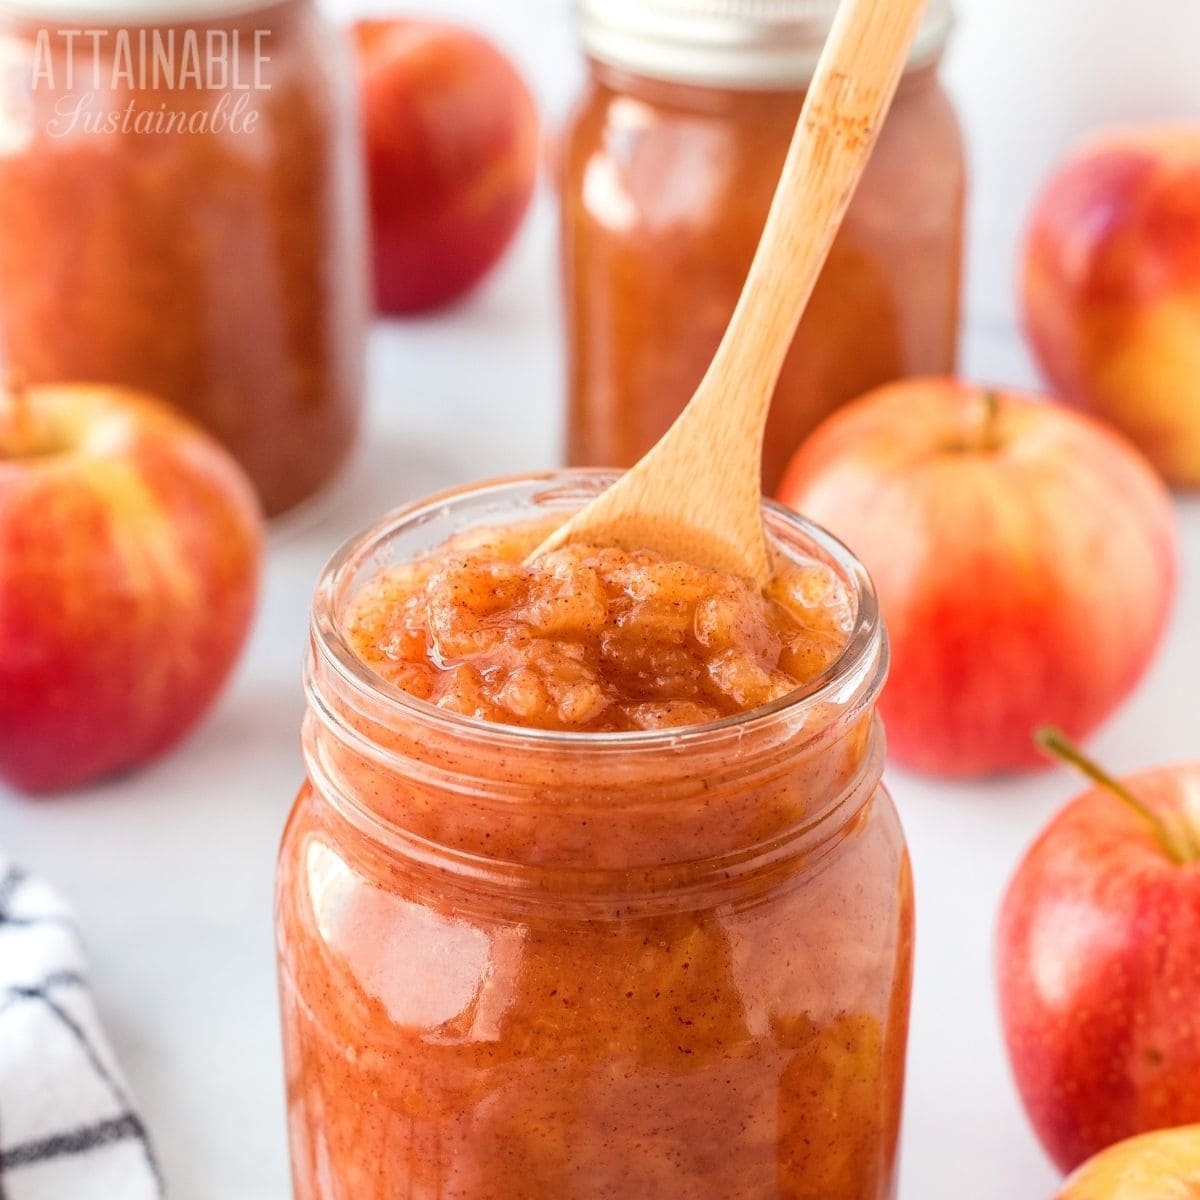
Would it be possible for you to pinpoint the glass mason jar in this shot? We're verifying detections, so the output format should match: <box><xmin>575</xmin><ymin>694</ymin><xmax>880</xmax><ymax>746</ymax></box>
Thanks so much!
<box><xmin>276</xmin><ymin>471</ymin><xmax>915</xmax><ymax>1199</ymax></box>
<box><xmin>562</xmin><ymin>0</ymin><xmax>966</xmax><ymax>492</ymax></box>
<box><xmin>0</xmin><ymin>0</ymin><xmax>368</xmax><ymax>515</ymax></box>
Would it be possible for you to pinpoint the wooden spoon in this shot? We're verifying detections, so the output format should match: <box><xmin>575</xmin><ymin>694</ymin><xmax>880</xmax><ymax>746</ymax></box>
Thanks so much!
<box><xmin>534</xmin><ymin>0</ymin><xmax>931</xmax><ymax>583</ymax></box>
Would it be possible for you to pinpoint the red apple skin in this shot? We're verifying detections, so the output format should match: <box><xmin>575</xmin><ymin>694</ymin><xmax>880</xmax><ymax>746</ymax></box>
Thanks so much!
<box><xmin>351</xmin><ymin>19</ymin><xmax>540</xmax><ymax>315</ymax></box>
<box><xmin>777</xmin><ymin>379</ymin><xmax>1177</xmax><ymax>777</ymax></box>
<box><xmin>998</xmin><ymin>766</ymin><xmax>1200</xmax><ymax>1175</ymax></box>
<box><xmin>0</xmin><ymin>385</ymin><xmax>262</xmax><ymax>794</ymax></box>
<box><xmin>1055</xmin><ymin>1124</ymin><xmax>1200</xmax><ymax>1199</ymax></box>
<box><xmin>1023</xmin><ymin>127</ymin><xmax>1200</xmax><ymax>487</ymax></box>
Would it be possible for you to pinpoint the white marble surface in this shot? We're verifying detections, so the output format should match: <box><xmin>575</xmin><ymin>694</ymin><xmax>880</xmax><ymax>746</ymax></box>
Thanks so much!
<box><xmin>2</xmin><ymin>2</ymin><xmax>1200</xmax><ymax>1198</ymax></box>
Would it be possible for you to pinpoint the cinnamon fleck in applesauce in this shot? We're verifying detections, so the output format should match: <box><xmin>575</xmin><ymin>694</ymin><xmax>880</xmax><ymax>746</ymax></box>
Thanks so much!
<box><xmin>346</xmin><ymin>523</ymin><xmax>853</xmax><ymax>731</ymax></box>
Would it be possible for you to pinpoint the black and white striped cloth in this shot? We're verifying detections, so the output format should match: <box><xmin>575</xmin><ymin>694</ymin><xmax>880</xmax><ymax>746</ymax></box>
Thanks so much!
<box><xmin>0</xmin><ymin>860</ymin><xmax>162</xmax><ymax>1199</ymax></box>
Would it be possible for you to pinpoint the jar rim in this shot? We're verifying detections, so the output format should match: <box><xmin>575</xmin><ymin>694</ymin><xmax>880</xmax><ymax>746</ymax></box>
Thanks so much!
<box><xmin>310</xmin><ymin>469</ymin><xmax>887</xmax><ymax>755</ymax></box>
<box><xmin>574</xmin><ymin>0</ymin><xmax>954</xmax><ymax>90</ymax></box>
<box><xmin>0</xmin><ymin>0</ymin><xmax>295</xmax><ymax>25</ymax></box>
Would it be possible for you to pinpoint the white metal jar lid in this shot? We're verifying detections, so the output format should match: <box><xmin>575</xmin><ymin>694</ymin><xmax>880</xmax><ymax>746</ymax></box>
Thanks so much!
<box><xmin>576</xmin><ymin>0</ymin><xmax>955</xmax><ymax>88</ymax></box>
<box><xmin>0</xmin><ymin>0</ymin><xmax>280</xmax><ymax>22</ymax></box>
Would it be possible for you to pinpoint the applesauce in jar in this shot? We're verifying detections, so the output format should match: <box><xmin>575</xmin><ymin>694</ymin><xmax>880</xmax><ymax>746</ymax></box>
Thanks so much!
<box><xmin>562</xmin><ymin>0</ymin><xmax>965</xmax><ymax>491</ymax></box>
<box><xmin>277</xmin><ymin>472</ymin><xmax>913</xmax><ymax>1199</ymax></box>
<box><xmin>0</xmin><ymin>0</ymin><xmax>367</xmax><ymax>515</ymax></box>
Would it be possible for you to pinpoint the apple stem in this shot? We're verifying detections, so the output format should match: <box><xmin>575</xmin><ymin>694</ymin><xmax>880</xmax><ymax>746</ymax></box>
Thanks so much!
<box><xmin>945</xmin><ymin>389</ymin><xmax>1004</xmax><ymax>453</ymax></box>
<box><xmin>979</xmin><ymin>389</ymin><xmax>1002</xmax><ymax>450</ymax></box>
<box><xmin>1035</xmin><ymin>727</ymin><xmax>1192</xmax><ymax>865</ymax></box>
<box><xmin>3</xmin><ymin>371</ymin><xmax>34</xmax><ymax>457</ymax></box>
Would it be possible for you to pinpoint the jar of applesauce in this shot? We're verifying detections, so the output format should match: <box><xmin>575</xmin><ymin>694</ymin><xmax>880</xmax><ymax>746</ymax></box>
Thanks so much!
<box><xmin>0</xmin><ymin>0</ymin><xmax>367</xmax><ymax>515</ymax></box>
<box><xmin>277</xmin><ymin>471</ymin><xmax>914</xmax><ymax>1199</ymax></box>
<box><xmin>562</xmin><ymin>0</ymin><xmax>965</xmax><ymax>491</ymax></box>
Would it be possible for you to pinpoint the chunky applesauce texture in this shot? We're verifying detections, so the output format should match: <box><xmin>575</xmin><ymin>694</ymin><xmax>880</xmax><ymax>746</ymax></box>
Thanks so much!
<box><xmin>346</xmin><ymin>521</ymin><xmax>854</xmax><ymax>730</ymax></box>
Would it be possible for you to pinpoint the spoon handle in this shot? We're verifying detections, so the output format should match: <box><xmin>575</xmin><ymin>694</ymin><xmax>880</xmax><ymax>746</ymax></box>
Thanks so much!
<box><xmin>531</xmin><ymin>0</ymin><xmax>931</xmax><ymax>581</ymax></box>
<box><xmin>694</xmin><ymin>0</ymin><xmax>931</xmax><ymax>448</ymax></box>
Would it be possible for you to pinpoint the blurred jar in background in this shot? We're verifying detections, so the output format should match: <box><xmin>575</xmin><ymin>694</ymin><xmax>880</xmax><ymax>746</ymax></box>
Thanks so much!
<box><xmin>561</xmin><ymin>0</ymin><xmax>966</xmax><ymax>491</ymax></box>
<box><xmin>0</xmin><ymin>0</ymin><xmax>367</xmax><ymax>515</ymax></box>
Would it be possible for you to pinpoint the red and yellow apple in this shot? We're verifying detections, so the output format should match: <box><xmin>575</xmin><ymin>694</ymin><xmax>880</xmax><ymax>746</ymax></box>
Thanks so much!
<box><xmin>0</xmin><ymin>384</ymin><xmax>262</xmax><ymax>793</ymax></box>
<box><xmin>1055</xmin><ymin>1124</ymin><xmax>1200</xmax><ymax>1199</ymax></box>
<box><xmin>777</xmin><ymin>379</ymin><xmax>1177</xmax><ymax>777</ymax></box>
<box><xmin>1023</xmin><ymin>126</ymin><xmax>1200</xmax><ymax>487</ymax></box>
<box><xmin>351</xmin><ymin>18</ymin><xmax>540</xmax><ymax>315</ymax></box>
<box><xmin>999</xmin><ymin>736</ymin><xmax>1200</xmax><ymax>1174</ymax></box>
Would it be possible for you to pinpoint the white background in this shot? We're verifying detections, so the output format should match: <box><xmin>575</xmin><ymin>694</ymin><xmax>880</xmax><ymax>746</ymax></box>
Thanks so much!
<box><xmin>2</xmin><ymin>1</ymin><xmax>1199</xmax><ymax>1198</ymax></box>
